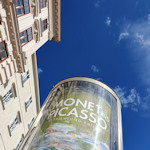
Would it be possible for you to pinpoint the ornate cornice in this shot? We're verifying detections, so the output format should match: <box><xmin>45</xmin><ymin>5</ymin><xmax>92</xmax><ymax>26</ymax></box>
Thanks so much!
<box><xmin>33</xmin><ymin>19</ymin><xmax>40</xmax><ymax>42</ymax></box>
<box><xmin>3</xmin><ymin>0</ymin><xmax>25</xmax><ymax>73</ymax></box>
<box><xmin>52</xmin><ymin>0</ymin><xmax>61</xmax><ymax>42</ymax></box>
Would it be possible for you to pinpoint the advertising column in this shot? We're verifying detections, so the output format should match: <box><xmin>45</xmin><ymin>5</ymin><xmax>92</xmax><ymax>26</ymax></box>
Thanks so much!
<box><xmin>25</xmin><ymin>77</ymin><xmax>123</xmax><ymax>150</ymax></box>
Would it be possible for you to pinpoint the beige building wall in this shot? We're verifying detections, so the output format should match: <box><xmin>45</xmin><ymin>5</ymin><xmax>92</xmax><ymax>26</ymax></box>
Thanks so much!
<box><xmin>0</xmin><ymin>54</ymin><xmax>41</xmax><ymax>150</ymax></box>
<box><xmin>0</xmin><ymin>0</ymin><xmax>61</xmax><ymax>149</ymax></box>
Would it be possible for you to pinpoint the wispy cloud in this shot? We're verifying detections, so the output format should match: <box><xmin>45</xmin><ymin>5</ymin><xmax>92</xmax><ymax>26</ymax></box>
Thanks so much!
<box><xmin>38</xmin><ymin>67</ymin><xmax>43</xmax><ymax>76</ymax></box>
<box><xmin>94</xmin><ymin>1</ymin><xmax>100</xmax><ymax>8</ymax></box>
<box><xmin>141</xmin><ymin>89</ymin><xmax>150</xmax><ymax>110</ymax></box>
<box><xmin>118</xmin><ymin>14</ymin><xmax>150</xmax><ymax>85</ymax></box>
<box><xmin>105</xmin><ymin>17</ymin><xmax>111</xmax><ymax>26</ymax></box>
<box><xmin>91</xmin><ymin>65</ymin><xmax>99</xmax><ymax>72</ymax></box>
<box><xmin>114</xmin><ymin>86</ymin><xmax>150</xmax><ymax>112</ymax></box>
<box><xmin>118</xmin><ymin>32</ymin><xmax>129</xmax><ymax>42</ymax></box>
<box><xmin>147</xmin><ymin>14</ymin><xmax>150</xmax><ymax>20</ymax></box>
<box><xmin>114</xmin><ymin>86</ymin><xmax>140</xmax><ymax>112</ymax></box>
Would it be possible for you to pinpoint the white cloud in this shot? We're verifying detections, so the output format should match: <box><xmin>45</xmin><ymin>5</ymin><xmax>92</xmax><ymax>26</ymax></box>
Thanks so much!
<box><xmin>147</xmin><ymin>14</ymin><xmax>150</xmax><ymax>21</ymax></box>
<box><xmin>105</xmin><ymin>17</ymin><xmax>111</xmax><ymax>26</ymax></box>
<box><xmin>38</xmin><ymin>67</ymin><xmax>43</xmax><ymax>75</ymax></box>
<box><xmin>135</xmin><ymin>33</ymin><xmax>145</xmax><ymax>46</ymax></box>
<box><xmin>118</xmin><ymin>14</ymin><xmax>150</xmax><ymax>85</ymax></box>
<box><xmin>91</xmin><ymin>65</ymin><xmax>99</xmax><ymax>72</ymax></box>
<box><xmin>114</xmin><ymin>86</ymin><xmax>140</xmax><ymax>111</ymax></box>
<box><xmin>135</xmin><ymin>1</ymin><xmax>139</xmax><ymax>8</ymax></box>
<box><xmin>94</xmin><ymin>1</ymin><xmax>100</xmax><ymax>8</ymax></box>
<box><xmin>141</xmin><ymin>89</ymin><xmax>150</xmax><ymax>110</ymax></box>
<box><xmin>118</xmin><ymin>32</ymin><xmax>129</xmax><ymax>42</ymax></box>
<box><xmin>146</xmin><ymin>88</ymin><xmax>150</xmax><ymax>93</ymax></box>
<box><xmin>114</xmin><ymin>86</ymin><xmax>150</xmax><ymax>112</ymax></box>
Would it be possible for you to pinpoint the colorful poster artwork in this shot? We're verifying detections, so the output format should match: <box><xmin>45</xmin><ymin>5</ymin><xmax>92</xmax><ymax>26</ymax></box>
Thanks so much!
<box><xmin>29</xmin><ymin>83</ymin><xmax>111</xmax><ymax>150</ymax></box>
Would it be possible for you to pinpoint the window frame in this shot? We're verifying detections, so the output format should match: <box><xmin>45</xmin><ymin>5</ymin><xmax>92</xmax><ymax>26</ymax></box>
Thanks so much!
<box><xmin>0</xmin><ymin>41</ymin><xmax>8</xmax><ymax>63</ymax></box>
<box><xmin>41</xmin><ymin>19</ymin><xmax>48</xmax><ymax>32</ymax></box>
<box><xmin>8</xmin><ymin>112</ymin><xmax>21</xmax><ymax>136</ymax></box>
<box><xmin>28</xmin><ymin>117</ymin><xmax>34</xmax><ymax>129</ymax></box>
<box><xmin>25</xmin><ymin>96</ymin><xmax>32</xmax><ymax>111</ymax></box>
<box><xmin>9</xmin><ymin>116</ymin><xmax>19</xmax><ymax>134</ymax></box>
<box><xmin>1</xmin><ymin>88</ymin><xmax>13</xmax><ymax>108</ymax></box>
<box><xmin>14</xmin><ymin>135</ymin><xmax>24</xmax><ymax>150</ymax></box>
<box><xmin>14</xmin><ymin>0</ymin><xmax>30</xmax><ymax>18</ymax></box>
<box><xmin>20</xmin><ymin>27</ymin><xmax>33</xmax><ymax>47</ymax></box>
<box><xmin>40</xmin><ymin>0</ymin><xmax>47</xmax><ymax>9</ymax></box>
<box><xmin>21</xmin><ymin>70</ymin><xmax>29</xmax><ymax>85</ymax></box>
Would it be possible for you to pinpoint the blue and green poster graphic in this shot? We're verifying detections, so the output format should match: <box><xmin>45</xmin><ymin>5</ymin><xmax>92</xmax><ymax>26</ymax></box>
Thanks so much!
<box><xmin>29</xmin><ymin>81</ymin><xmax>111</xmax><ymax>150</ymax></box>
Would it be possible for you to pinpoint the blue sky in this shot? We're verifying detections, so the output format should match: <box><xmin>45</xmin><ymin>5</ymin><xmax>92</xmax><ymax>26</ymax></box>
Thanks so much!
<box><xmin>37</xmin><ymin>0</ymin><xmax>150</xmax><ymax>149</ymax></box>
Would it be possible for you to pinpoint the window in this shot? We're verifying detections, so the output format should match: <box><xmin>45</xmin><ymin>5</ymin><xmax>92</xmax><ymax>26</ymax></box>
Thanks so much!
<box><xmin>8</xmin><ymin>112</ymin><xmax>21</xmax><ymax>136</ymax></box>
<box><xmin>9</xmin><ymin>116</ymin><xmax>19</xmax><ymax>133</ymax></box>
<box><xmin>14</xmin><ymin>135</ymin><xmax>24</xmax><ymax>150</ymax></box>
<box><xmin>22</xmin><ymin>70</ymin><xmax>29</xmax><ymax>84</ymax></box>
<box><xmin>2</xmin><ymin>89</ymin><xmax>13</xmax><ymax>107</ymax></box>
<box><xmin>20</xmin><ymin>28</ymin><xmax>33</xmax><ymax>46</ymax></box>
<box><xmin>28</xmin><ymin>117</ymin><xmax>34</xmax><ymax>129</ymax></box>
<box><xmin>25</xmin><ymin>97</ymin><xmax>32</xmax><ymax>110</ymax></box>
<box><xmin>40</xmin><ymin>0</ymin><xmax>47</xmax><ymax>9</ymax></box>
<box><xmin>41</xmin><ymin>19</ymin><xmax>48</xmax><ymax>32</ymax></box>
<box><xmin>15</xmin><ymin>0</ymin><xmax>30</xmax><ymax>17</ymax></box>
<box><xmin>0</xmin><ymin>41</ymin><xmax>8</xmax><ymax>63</ymax></box>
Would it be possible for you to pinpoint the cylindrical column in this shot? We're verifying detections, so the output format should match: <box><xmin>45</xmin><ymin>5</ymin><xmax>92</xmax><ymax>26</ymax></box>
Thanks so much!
<box><xmin>23</xmin><ymin>77</ymin><xmax>123</xmax><ymax>150</ymax></box>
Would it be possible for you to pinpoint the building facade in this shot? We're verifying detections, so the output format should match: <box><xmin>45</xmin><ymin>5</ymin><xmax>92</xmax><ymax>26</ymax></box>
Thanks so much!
<box><xmin>0</xmin><ymin>0</ymin><xmax>61</xmax><ymax>149</ymax></box>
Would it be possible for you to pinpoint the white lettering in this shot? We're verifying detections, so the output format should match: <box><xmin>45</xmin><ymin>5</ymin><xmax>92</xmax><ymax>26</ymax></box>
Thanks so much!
<box><xmin>95</xmin><ymin>104</ymin><xmax>102</xmax><ymax>114</ymax></box>
<box><xmin>54</xmin><ymin>108</ymin><xmax>59</xmax><ymax>117</ymax></box>
<box><xmin>48</xmin><ymin>110</ymin><xmax>55</xmax><ymax>118</ymax></box>
<box><xmin>67</xmin><ymin>108</ymin><xmax>78</xmax><ymax>117</ymax></box>
<box><xmin>75</xmin><ymin>99</ymin><xmax>87</xmax><ymax>108</ymax></box>
<box><xmin>53</xmin><ymin>100</ymin><xmax>64</xmax><ymax>109</ymax></box>
<box><xmin>88</xmin><ymin>102</ymin><xmax>94</xmax><ymax>111</ymax></box>
<box><xmin>79</xmin><ymin>110</ymin><xmax>88</xmax><ymax>120</ymax></box>
<box><xmin>89</xmin><ymin>113</ymin><xmax>96</xmax><ymax>123</ymax></box>
<box><xmin>64</xmin><ymin>98</ymin><xmax>75</xmax><ymax>106</ymax></box>
<box><xmin>98</xmin><ymin>117</ymin><xmax>107</xmax><ymax>130</ymax></box>
<box><xmin>58</xmin><ymin>107</ymin><xmax>68</xmax><ymax>116</ymax></box>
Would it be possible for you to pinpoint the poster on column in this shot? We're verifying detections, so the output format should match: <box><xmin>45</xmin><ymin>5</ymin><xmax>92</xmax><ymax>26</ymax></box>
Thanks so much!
<box><xmin>29</xmin><ymin>81</ymin><xmax>111</xmax><ymax>150</ymax></box>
